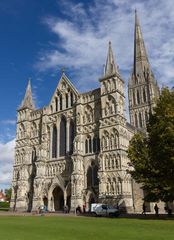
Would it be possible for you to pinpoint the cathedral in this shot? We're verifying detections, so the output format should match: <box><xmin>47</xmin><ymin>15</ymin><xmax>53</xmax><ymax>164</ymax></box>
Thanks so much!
<box><xmin>10</xmin><ymin>11</ymin><xmax>160</xmax><ymax>213</ymax></box>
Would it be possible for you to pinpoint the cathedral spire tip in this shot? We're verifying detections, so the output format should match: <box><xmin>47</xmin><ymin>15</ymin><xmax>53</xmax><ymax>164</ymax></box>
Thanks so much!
<box><xmin>104</xmin><ymin>41</ymin><xmax>118</xmax><ymax>77</ymax></box>
<box><xmin>19</xmin><ymin>79</ymin><xmax>35</xmax><ymax>110</ymax></box>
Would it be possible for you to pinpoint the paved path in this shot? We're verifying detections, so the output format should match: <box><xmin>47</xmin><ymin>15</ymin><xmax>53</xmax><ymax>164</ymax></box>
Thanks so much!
<box><xmin>0</xmin><ymin>211</ymin><xmax>174</xmax><ymax>220</ymax></box>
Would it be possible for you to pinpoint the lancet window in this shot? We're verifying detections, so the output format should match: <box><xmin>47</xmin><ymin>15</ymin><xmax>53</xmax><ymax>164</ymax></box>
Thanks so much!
<box><xmin>59</xmin><ymin>116</ymin><xmax>66</xmax><ymax>156</ymax></box>
<box><xmin>52</xmin><ymin>125</ymin><xmax>57</xmax><ymax>158</ymax></box>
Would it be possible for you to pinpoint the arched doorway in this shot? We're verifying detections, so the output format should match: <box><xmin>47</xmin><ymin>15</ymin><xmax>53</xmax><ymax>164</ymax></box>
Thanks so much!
<box><xmin>52</xmin><ymin>186</ymin><xmax>64</xmax><ymax>211</ymax></box>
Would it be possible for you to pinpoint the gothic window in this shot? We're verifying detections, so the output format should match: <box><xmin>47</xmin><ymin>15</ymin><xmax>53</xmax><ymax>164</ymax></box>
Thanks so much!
<box><xmin>70</xmin><ymin>92</ymin><xmax>73</xmax><ymax>106</ymax></box>
<box><xmin>87</xmin><ymin>163</ymin><xmax>98</xmax><ymax>188</ymax></box>
<box><xmin>111</xmin><ymin>129</ymin><xmax>119</xmax><ymax>149</ymax></box>
<box><xmin>139</xmin><ymin>112</ymin><xmax>142</xmax><ymax>128</ymax></box>
<box><xmin>137</xmin><ymin>89</ymin><xmax>140</xmax><ymax>104</ymax></box>
<box><xmin>97</xmin><ymin>137</ymin><xmax>100</xmax><ymax>152</ymax></box>
<box><xmin>116</xmin><ymin>158</ymin><xmax>119</xmax><ymax>168</ymax></box>
<box><xmin>117</xmin><ymin>177</ymin><xmax>122</xmax><ymax>194</ymax></box>
<box><xmin>135</xmin><ymin>113</ymin><xmax>138</xmax><ymax>127</ymax></box>
<box><xmin>110</xmin><ymin>134</ymin><xmax>114</xmax><ymax>149</ymax></box>
<box><xmin>32</xmin><ymin>147</ymin><xmax>37</xmax><ymax>163</ymax></box>
<box><xmin>85</xmin><ymin>139</ymin><xmax>88</xmax><ymax>153</ymax></box>
<box><xmin>85</xmin><ymin>136</ymin><xmax>92</xmax><ymax>154</ymax></box>
<box><xmin>55</xmin><ymin>97</ymin><xmax>58</xmax><ymax>111</ymax></box>
<box><xmin>108</xmin><ymin>158</ymin><xmax>111</xmax><ymax>169</ymax></box>
<box><xmin>143</xmin><ymin>88</ymin><xmax>146</xmax><ymax>103</ymax></box>
<box><xmin>19</xmin><ymin>123</ymin><xmax>25</xmax><ymax>139</ymax></box>
<box><xmin>145</xmin><ymin>111</ymin><xmax>149</xmax><ymax>124</ymax></box>
<box><xmin>52</xmin><ymin>125</ymin><xmax>57</xmax><ymax>158</ymax></box>
<box><xmin>59</xmin><ymin>116</ymin><xmax>66</xmax><ymax>156</ymax></box>
<box><xmin>89</xmin><ymin>138</ymin><xmax>92</xmax><ymax>153</ymax></box>
<box><xmin>103</xmin><ymin>82</ymin><xmax>107</xmax><ymax>93</ymax></box>
<box><xmin>112</xmin><ymin>158</ymin><xmax>115</xmax><ymax>169</ymax></box>
<box><xmin>87</xmin><ymin>166</ymin><xmax>92</xmax><ymax>188</ymax></box>
<box><xmin>66</xmin><ymin>94</ymin><xmax>68</xmax><ymax>108</ymax></box>
<box><xmin>112</xmin><ymin>78</ymin><xmax>116</xmax><ymax>90</ymax></box>
<box><xmin>93</xmin><ymin>165</ymin><xmax>99</xmax><ymax>186</ymax></box>
<box><xmin>93</xmin><ymin>137</ymin><xmax>96</xmax><ymax>153</ymax></box>
<box><xmin>133</xmin><ymin>91</ymin><xmax>136</xmax><ymax>105</ymax></box>
<box><xmin>50</xmin><ymin>105</ymin><xmax>53</xmax><ymax>113</ymax></box>
<box><xmin>69</xmin><ymin>120</ymin><xmax>75</xmax><ymax>154</ymax></box>
<box><xmin>59</xmin><ymin>95</ymin><xmax>62</xmax><ymax>110</ymax></box>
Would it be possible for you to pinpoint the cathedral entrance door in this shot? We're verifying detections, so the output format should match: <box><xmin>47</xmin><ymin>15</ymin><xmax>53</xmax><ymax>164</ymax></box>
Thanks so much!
<box><xmin>52</xmin><ymin>186</ymin><xmax>64</xmax><ymax>211</ymax></box>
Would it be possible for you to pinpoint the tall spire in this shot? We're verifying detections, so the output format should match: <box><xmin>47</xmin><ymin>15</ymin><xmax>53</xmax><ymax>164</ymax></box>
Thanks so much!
<box><xmin>104</xmin><ymin>41</ymin><xmax>118</xmax><ymax>77</ymax></box>
<box><xmin>134</xmin><ymin>10</ymin><xmax>151</xmax><ymax>76</ymax></box>
<box><xmin>19</xmin><ymin>79</ymin><xmax>35</xmax><ymax>110</ymax></box>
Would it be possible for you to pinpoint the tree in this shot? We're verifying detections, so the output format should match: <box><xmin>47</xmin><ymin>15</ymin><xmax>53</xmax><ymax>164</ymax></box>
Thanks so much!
<box><xmin>5</xmin><ymin>188</ymin><xmax>12</xmax><ymax>202</ymax></box>
<box><xmin>128</xmin><ymin>87</ymin><xmax>174</xmax><ymax>202</ymax></box>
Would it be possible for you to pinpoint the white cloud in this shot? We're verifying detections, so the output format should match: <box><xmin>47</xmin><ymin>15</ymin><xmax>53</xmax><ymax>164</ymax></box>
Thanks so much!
<box><xmin>0</xmin><ymin>139</ymin><xmax>15</xmax><ymax>188</ymax></box>
<box><xmin>35</xmin><ymin>0</ymin><xmax>174</xmax><ymax>91</ymax></box>
<box><xmin>0</xmin><ymin>120</ymin><xmax>16</xmax><ymax>125</ymax></box>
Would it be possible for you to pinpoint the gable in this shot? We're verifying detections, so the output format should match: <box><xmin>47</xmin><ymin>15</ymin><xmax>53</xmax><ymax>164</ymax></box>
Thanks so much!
<box><xmin>49</xmin><ymin>73</ymin><xmax>79</xmax><ymax>105</ymax></box>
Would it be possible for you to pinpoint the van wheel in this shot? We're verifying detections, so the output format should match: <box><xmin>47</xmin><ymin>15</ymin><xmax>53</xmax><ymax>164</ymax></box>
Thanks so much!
<box><xmin>92</xmin><ymin>212</ymin><xmax>97</xmax><ymax>217</ymax></box>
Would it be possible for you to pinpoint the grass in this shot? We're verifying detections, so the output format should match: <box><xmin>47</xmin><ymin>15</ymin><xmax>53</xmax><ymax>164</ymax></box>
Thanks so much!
<box><xmin>0</xmin><ymin>215</ymin><xmax>174</xmax><ymax>240</ymax></box>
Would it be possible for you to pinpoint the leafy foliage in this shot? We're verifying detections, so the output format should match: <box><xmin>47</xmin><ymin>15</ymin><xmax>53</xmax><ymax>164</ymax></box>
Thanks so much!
<box><xmin>5</xmin><ymin>188</ymin><xmax>12</xmax><ymax>202</ymax></box>
<box><xmin>128</xmin><ymin>87</ymin><xmax>174</xmax><ymax>202</ymax></box>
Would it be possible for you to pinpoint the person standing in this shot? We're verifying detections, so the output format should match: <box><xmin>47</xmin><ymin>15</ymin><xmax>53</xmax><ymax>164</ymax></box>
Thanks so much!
<box><xmin>142</xmin><ymin>202</ymin><xmax>146</xmax><ymax>215</ymax></box>
<box><xmin>154</xmin><ymin>204</ymin><xmax>159</xmax><ymax>216</ymax></box>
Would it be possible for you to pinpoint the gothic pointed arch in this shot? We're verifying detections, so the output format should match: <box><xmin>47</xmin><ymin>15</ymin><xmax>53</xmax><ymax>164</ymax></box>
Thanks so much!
<box><xmin>69</xmin><ymin>119</ymin><xmax>75</xmax><ymax>154</ymax></box>
<box><xmin>52</xmin><ymin>125</ymin><xmax>57</xmax><ymax>158</ymax></box>
<box><xmin>139</xmin><ymin>112</ymin><xmax>142</xmax><ymax>128</ymax></box>
<box><xmin>86</xmin><ymin>161</ymin><xmax>99</xmax><ymax>189</ymax></box>
<box><xmin>59</xmin><ymin>116</ymin><xmax>66</xmax><ymax>156</ymax></box>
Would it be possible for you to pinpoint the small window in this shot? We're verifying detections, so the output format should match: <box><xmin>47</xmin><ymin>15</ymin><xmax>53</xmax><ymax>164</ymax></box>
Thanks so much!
<box><xmin>60</xmin><ymin>95</ymin><xmax>62</xmax><ymax>110</ymax></box>
<box><xmin>55</xmin><ymin>97</ymin><xmax>58</xmax><ymax>111</ymax></box>
<box><xmin>102</xmin><ymin>205</ymin><xmax>107</xmax><ymax>210</ymax></box>
<box><xmin>66</xmin><ymin>94</ymin><xmax>68</xmax><ymax>108</ymax></box>
<box><xmin>70</xmin><ymin>92</ymin><xmax>73</xmax><ymax>106</ymax></box>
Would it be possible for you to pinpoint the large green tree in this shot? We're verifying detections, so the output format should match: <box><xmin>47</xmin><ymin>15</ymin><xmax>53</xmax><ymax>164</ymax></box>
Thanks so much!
<box><xmin>128</xmin><ymin>87</ymin><xmax>174</xmax><ymax>202</ymax></box>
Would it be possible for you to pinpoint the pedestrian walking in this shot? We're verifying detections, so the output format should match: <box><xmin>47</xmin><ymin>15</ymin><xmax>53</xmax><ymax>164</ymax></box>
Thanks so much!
<box><xmin>142</xmin><ymin>202</ymin><xmax>146</xmax><ymax>215</ymax></box>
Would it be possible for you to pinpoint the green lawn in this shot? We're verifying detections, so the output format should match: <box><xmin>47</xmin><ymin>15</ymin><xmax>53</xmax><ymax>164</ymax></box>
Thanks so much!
<box><xmin>0</xmin><ymin>216</ymin><xmax>174</xmax><ymax>240</ymax></box>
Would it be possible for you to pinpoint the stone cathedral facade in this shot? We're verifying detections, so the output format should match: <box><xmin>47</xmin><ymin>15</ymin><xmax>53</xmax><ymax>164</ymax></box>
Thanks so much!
<box><xmin>10</xmin><ymin>12</ymin><xmax>160</xmax><ymax>212</ymax></box>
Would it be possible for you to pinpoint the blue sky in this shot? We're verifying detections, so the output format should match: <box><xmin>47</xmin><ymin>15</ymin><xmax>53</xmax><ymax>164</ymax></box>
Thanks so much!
<box><xmin>0</xmin><ymin>0</ymin><xmax>174</xmax><ymax>190</ymax></box>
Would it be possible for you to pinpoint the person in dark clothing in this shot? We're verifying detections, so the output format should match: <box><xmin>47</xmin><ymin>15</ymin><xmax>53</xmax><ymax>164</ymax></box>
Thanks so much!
<box><xmin>154</xmin><ymin>204</ymin><xmax>159</xmax><ymax>216</ymax></box>
<box><xmin>76</xmin><ymin>205</ymin><xmax>82</xmax><ymax>214</ymax></box>
<box><xmin>142</xmin><ymin>202</ymin><xmax>146</xmax><ymax>215</ymax></box>
<box><xmin>83</xmin><ymin>203</ymin><xmax>86</xmax><ymax>213</ymax></box>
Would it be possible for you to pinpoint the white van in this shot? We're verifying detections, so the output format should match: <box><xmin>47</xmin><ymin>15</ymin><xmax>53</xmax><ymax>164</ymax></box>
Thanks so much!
<box><xmin>91</xmin><ymin>203</ymin><xmax>119</xmax><ymax>217</ymax></box>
